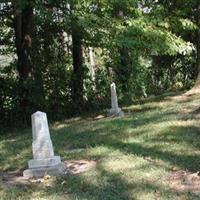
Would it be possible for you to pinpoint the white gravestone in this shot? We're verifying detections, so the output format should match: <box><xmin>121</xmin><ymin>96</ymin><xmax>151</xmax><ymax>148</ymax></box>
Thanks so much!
<box><xmin>23</xmin><ymin>111</ymin><xmax>66</xmax><ymax>178</ymax></box>
<box><xmin>108</xmin><ymin>83</ymin><xmax>124</xmax><ymax>117</ymax></box>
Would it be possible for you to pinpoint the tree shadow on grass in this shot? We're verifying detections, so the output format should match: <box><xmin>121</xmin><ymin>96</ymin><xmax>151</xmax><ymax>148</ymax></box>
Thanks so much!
<box><xmin>36</xmin><ymin>166</ymin><xmax>190</xmax><ymax>200</ymax></box>
<box><xmin>123</xmin><ymin>91</ymin><xmax>186</xmax><ymax>107</ymax></box>
<box><xmin>1</xmin><ymin>159</ymin><xmax>199</xmax><ymax>200</ymax></box>
<box><xmin>0</xmin><ymin>130</ymin><xmax>31</xmax><ymax>171</ymax></box>
<box><xmin>148</xmin><ymin>125</ymin><xmax>200</xmax><ymax>149</ymax></box>
<box><xmin>1</xmin><ymin>116</ymin><xmax>200</xmax><ymax>198</ymax></box>
<box><xmin>53</xmin><ymin>108</ymin><xmax>179</xmax><ymax>141</ymax></box>
<box><xmin>2</xmin><ymin>164</ymin><xmax>194</xmax><ymax>200</ymax></box>
<box><xmin>53</xmin><ymin>113</ymin><xmax>200</xmax><ymax>172</ymax></box>
<box><xmin>106</xmin><ymin>139</ymin><xmax>200</xmax><ymax>172</ymax></box>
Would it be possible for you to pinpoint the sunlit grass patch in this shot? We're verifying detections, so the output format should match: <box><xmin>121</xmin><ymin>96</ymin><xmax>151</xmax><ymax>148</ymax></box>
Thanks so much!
<box><xmin>1</xmin><ymin>92</ymin><xmax>200</xmax><ymax>199</ymax></box>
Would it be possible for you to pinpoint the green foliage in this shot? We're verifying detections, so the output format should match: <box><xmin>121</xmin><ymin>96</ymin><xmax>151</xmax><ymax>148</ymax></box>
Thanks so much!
<box><xmin>0</xmin><ymin>0</ymin><xmax>199</xmax><ymax>125</ymax></box>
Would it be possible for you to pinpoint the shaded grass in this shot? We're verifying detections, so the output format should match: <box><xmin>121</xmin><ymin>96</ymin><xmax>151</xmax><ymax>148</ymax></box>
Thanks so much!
<box><xmin>1</xmin><ymin>92</ymin><xmax>200</xmax><ymax>199</ymax></box>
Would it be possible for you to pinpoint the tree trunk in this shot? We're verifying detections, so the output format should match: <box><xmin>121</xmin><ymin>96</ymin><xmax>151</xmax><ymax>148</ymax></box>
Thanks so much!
<box><xmin>89</xmin><ymin>47</ymin><xmax>96</xmax><ymax>82</ymax></box>
<box><xmin>14</xmin><ymin>5</ymin><xmax>33</xmax><ymax>79</ymax></box>
<box><xmin>188</xmin><ymin>0</ymin><xmax>200</xmax><ymax>93</ymax></box>
<box><xmin>71</xmin><ymin>26</ymin><xmax>84</xmax><ymax>109</ymax></box>
<box><xmin>195</xmin><ymin>0</ymin><xmax>200</xmax><ymax>87</ymax></box>
<box><xmin>114</xmin><ymin>9</ymin><xmax>131</xmax><ymax>92</ymax></box>
<box><xmin>185</xmin><ymin>1</ymin><xmax>200</xmax><ymax>95</ymax></box>
<box><xmin>118</xmin><ymin>47</ymin><xmax>131</xmax><ymax>91</ymax></box>
<box><xmin>13</xmin><ymin>3</ymin><xmax>33</xmax><ymax>122</ymax></box>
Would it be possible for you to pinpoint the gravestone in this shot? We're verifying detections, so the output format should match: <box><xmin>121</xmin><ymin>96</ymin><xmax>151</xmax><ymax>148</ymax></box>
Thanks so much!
<box><xmin>23</xmin><ymin>111</ymin><xmax>66</xmax><ymax>178</ymax></box>
<box><xmin>108</xmin><ymin>83</ymin><xmax>124</xmax><ymax>117</ymax></box>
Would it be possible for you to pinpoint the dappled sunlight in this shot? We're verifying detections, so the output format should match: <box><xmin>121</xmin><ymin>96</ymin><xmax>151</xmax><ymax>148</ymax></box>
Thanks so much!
<box><xmin>85</xmin><ymin>146</ymin><xmax>115</xmax><ymax>158</ymax></box>
<box><xmin>1</xmin><ymin>92</ymin><xmax>200</xmax><ymax>199</ymax></box>
<box><xmin>52</xmin><ymin>117</ymin><xmax>83</xmax><ymax>130</ymax></box>
<box><xmin>0</xmin><ymin>132</ymin><xmax>31</xmax><ymax>171</ymax></box>
<box><xmin>99</xmin><ymin>152</ymin><xmax>167</xmax><ymax>178</ymax></box>
<box><xmin>113</xmin><ymin>140</ymin><xmax>200</xmax><ymax>172</ymax></box>
<box><xmin>1</xmin><ymin>0</ymin><xmax>200</xmax><ymax>197</ymax></box>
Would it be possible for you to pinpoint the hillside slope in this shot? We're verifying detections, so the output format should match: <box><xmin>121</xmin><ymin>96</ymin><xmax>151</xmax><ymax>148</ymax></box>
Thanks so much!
<box><xmin>1</xmin><ymin>92</ymin><xmax>200</xmax><ymax>200</ymax></box>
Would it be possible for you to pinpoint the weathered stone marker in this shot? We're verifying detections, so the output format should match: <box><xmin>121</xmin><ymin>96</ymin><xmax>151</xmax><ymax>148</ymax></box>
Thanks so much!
<box><xmin>23</xmin><ymin>111</ymin><xmax>66</xmax><ymax>178</ymax></box>
<box><xmin>108</xmin><ymin>83</ymin><xmax>124</xmax><ymax>117</ymax></box>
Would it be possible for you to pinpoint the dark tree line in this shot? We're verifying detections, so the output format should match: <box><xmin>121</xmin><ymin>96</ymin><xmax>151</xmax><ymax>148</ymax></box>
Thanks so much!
<box><xmin>0</xmin><ymin>0</ymin><xmax>199</xmax><ymax>126</ymax></box>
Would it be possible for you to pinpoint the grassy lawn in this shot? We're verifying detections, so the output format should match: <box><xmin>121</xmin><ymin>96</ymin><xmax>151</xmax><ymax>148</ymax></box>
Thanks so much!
<box><xmin>1</xmin><ymin>92</ymin><xmax>200</xmax><ymax>200</ymax></box>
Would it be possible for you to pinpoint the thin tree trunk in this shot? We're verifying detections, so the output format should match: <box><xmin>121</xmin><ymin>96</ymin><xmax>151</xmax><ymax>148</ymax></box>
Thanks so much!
<box><xmin>118</xmin><ymin>46</ymin><xmax>131</xmax><ymax>91</ymax></box>
<box><xmin>14</xmin><ymin>5</ymin><xmax>33</xmax><ymax>79</ymax></box>
<box><xmin>89</xmin><ymin>47</ymin><xmax>95</xmax><ymax>81</ymax></box>
<box><xmin>13</xmin><ymin>3</ymin><xmax>33</xmax><ymax>122</ymax></box>
<box><xmin>195</xmin><ymin>0</ymin><xmax>200</xmax><ymax>87</ymax></box>
<box><xmin>186</xmin><ymin>1</ymin><xmax>200</xmax><ymax>95</ymax></box>
<box><xmin>71</xmin><ymin>26</ymin><xmax>84</xmax><ymax>108</ymax></box>
<box><xmin>69</xmin><ymin>1</ymin><xmax>84</xmax><ymax>110</ymax></box>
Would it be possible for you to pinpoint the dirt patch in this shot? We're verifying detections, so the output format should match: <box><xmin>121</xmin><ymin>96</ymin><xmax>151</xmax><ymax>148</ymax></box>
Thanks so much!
<box><xmin>0</xmin><ymin>170</ymin><xmax>30</xmax><ymax>187</ymax></box>
<box><xmin>167</xmin><ymin>91</ymin><xmax>198</xmax><ymax>102</ymax></box>
<box><xmin>165</xmin><ymin>170</ymin><xmax>200</xmax><ymax>194</ymax></box>
<box><xmin>0</xmin><ymin>160</ymin><xmax>96</xmax><ymax>187</ymax></box>
<box><xmin>64</xmin><ymin>160</ymin><xmax>96</xmax><ymax>174</ymax></box>
<box><xmin>185</xmin><ymin>88</ymin><xmax>200</xmax><ymax>96</ymax></box>
<box><xmin>167</xmin><ymin>94</ymin><xmax>188</xmax><ymax>101</ymax></box>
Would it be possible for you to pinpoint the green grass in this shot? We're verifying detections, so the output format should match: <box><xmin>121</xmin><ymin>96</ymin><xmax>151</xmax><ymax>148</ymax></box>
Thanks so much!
<box><xmin>1</xmin><ymin>92</ymin><xmax>200</xmax><ymax>199</ymax></box>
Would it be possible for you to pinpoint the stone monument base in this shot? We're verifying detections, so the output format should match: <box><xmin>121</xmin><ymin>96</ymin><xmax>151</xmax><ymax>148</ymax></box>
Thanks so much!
<box><xmin>28</xmin><ymin>156</ymin><xmax>61</xmax><ymax>168</ymax></box>
<box><xmin>23</xmin><ymin>162</ymin><xmax>66</xmax><ymax>178</ymax></box>
<box><xmin>108</xmin><ymin>108</ymin><xmax>124</xmax><ymax>117</ymax></box>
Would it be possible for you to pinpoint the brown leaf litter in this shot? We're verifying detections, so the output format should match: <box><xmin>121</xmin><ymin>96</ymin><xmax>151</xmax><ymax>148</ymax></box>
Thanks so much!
<box><xmin>164</xmin><ymin>170</ymin><xmax>200</xmax><ymax>194</ymax></box>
